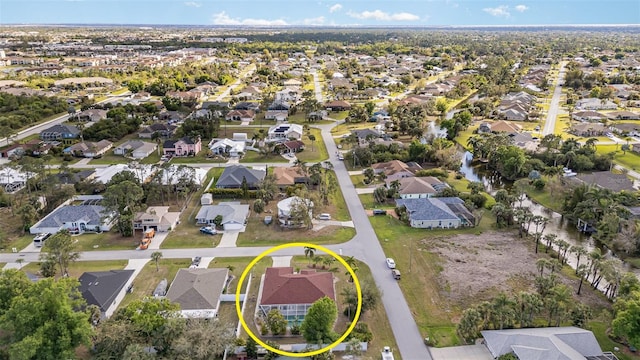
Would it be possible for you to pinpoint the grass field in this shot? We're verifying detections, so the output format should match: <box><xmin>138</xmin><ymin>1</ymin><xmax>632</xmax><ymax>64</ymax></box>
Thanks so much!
<box><xmin>240</xmin><ymin>151</ymin><xmax>288</xmax><ymax>163</ymax></box>
<box><xmin>21</xmin><ymin>260</ymin><xmax>128</xmax><ymax>279</ymax></box>
<box><xmin>119</xmin><ymin>258</ymin><xmax>192</xmax><ymax>308</ymax></box>
<box><xmin>597</xmin><ymin>144</ymin><xmax>640</xmax><ymax>170</ymax></box>
<box><xmin>296</xmin><ymin>128</ymin><xmax>329</xmax><ymax>163</ymax></box>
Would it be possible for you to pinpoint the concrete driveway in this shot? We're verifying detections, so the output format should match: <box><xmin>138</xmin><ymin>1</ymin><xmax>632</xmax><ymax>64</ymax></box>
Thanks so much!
<box><xmin>430</xmin><ymin>344</ymin><xmax>493</xmax><ymax>360</ymax></box>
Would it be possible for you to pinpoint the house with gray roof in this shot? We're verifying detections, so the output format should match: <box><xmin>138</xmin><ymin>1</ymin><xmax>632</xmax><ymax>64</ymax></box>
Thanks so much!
<box><xmin>481</xmin><ymin>327</ymin><xmax>618</xmax><ymax>360</ymax></box>
<box><xmin>215</xmin><ymin>165</ymin><xmax>266</xmax><ymax>189</ymax></box>
<box><xmin>166</xmin><ymin>268</ymin><xmax>229</xmax><ymax>318</ymax></box>
<box><xmin>575</xmin><ymin>171</ymin><xmax>636</xmax><ymax>192</ymax></box>
<box><xmin>113</xmin><ymin>140</ymin><xmax>157</xmax><ymax>159</ymax></box>
<box><xmin>395</xmin><ymin>197</ymin><xmax>474</xmax><ymax>229</ymax></box>
<box><xmin>195</xmin><ymin>201</ymin><xmax>250</xmax><ymax>231</ymax></box>
<box><xmin>78</xmin><ymin>270</ymin><xmax>135</xmax><ymax>318</ymax></box>
<box><xmin>29</xmin><ymin>195</ymin><xmax>115</xmax><ymax>235</ymax></box>
<box><xmin>39</xmin><ymin>124</ymin><xmax>80</xmax><ymax>143</ymax></box>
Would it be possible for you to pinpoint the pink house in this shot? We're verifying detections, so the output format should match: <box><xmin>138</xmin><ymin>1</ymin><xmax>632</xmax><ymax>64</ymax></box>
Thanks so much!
<box><xmin>163</xmin><ymin>137</ymin><xmax>202</xmax><ymax>157</ymax></box>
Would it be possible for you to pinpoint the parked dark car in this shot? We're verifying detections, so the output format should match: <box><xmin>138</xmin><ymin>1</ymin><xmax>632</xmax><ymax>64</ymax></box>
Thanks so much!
<box><xmin>372</xmin><ymin>209</ymin><xmax>387</xmax><ymax>215</ymax></box>
<box><xmin>199</xmin><ymin>226</ymin><xmax>217</xmax><ymax>235</ymax></box>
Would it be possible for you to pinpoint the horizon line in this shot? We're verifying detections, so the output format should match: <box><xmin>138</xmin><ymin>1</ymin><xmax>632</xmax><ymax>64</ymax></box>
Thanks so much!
<box><xmin>1</xmin><ymin>23</ymin><xmax>639</xmax><ymax>28</ymax></box>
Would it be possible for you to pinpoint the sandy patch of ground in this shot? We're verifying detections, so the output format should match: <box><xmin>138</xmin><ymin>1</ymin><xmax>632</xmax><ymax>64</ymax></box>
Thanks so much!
<box><xmin>423</xmin><ymin>231</ymin><xmax>610</xmax><ymax>309</ymax></box>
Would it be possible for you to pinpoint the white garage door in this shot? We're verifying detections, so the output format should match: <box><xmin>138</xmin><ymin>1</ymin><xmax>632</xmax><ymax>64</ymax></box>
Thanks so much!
<box><xmin>223</xmin><ymin>223</ymin><xmax>244</xmax><ymax>231</ymax></box>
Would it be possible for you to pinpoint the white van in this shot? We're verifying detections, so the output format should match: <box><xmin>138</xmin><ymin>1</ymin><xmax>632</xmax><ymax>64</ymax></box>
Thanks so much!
<box><xmin>317</xmin><ymin>213</ymin><xmax>331</xmax><ymax>220</ymax></box>
<box><xmin>33</xmin><ymin>233</ymin><xmax>51</xmax><ymax>247</ymax></box>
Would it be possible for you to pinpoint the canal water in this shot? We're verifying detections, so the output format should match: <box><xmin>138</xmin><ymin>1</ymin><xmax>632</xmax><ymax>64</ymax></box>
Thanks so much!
<box><xmin>426</xmin><ymin>120</ymin><xmax>640</xmax><ymax>281</ymax></box>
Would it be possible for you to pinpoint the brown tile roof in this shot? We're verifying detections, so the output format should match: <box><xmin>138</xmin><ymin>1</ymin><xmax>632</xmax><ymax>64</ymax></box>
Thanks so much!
<box><xmin>372</xmin><ymin>160</ymin><xmax>416</xmax><ymax>176</ymax></box>
<box><xmin>273</xmin><ymin>167</ymin><xmax>306</xmax><ymax>186</ymax></box>
<box><xmin>260</xmin><ymin>267</ymin><xmax>335</xmax><ymax>305</ymax></box>
<box><xmin>490</xmin><ymin>120</ymin><xmax>522</xmax><ymax>133</ymax></box>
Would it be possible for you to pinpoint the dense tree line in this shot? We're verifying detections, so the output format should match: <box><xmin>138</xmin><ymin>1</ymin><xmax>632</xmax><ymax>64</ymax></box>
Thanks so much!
<box><xmin>82</xmin><ymin>107</ymin><xmax>143</xmax><ymax>142</ymax></box>
<box><xmin>0</xmin><ymin>93</ymin><xmax>67</xmax><ymax>133</ymax></box>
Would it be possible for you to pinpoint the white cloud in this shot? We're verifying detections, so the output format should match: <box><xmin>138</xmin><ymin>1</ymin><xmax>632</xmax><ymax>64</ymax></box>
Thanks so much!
<box><xmin>212</xmin><ymin>11</ymin><xmax>288</xmax><ymax>26</ymax></box>
<box><xmin>329</xmin><ymin>4</ymin><xmax>342</xmax><ymax>13</ymax></box>
<box><xmin>515</xmin><ymin>4</ymin><xmax>529</xmax><ymax>12</ymax></box>
<box><xmin>301</xmin><ymin>16</ymin><xmax>326</xmax><ymax>25</ymax></box>
<box><xmin>184</xmin><ymin>1</ymin><xmax>201</xmax><ymax>7</ymax></box>
<box><xmin>347</xmin><ymin>10</ymin><xmax>419</xmax><ymax>21</ymax></box>
<box><xmin>483</xmin><ymin>5</ymin><xmax>510</xmax><ymax>17</ymax></box>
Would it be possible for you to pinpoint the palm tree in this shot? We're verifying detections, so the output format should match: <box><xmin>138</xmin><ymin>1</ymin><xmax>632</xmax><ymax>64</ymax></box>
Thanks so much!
<box><xmin>343</xmin><ymin>256</ymin><xmax>358</xmax><ymax>282</ymax></box>
<box><xmin>304</xmin><ymin>246</ymin><xmax>316</xmax><ymax>264</ymax></box>
<box><xmin>151</xmin><ymin>251</ymin><xmax>163</xmax><ymax>272</ymax></box>
<box><xmin>536</xmin><ymin>258</ymin><xmax>549</xmax><ymax>277</ymax></box>
<box><xmin>576</xmin><ymin>264</ymin><xmax>589</xmax><ymax>295</ymax></box>
<box><xmin>307</xmin><ymin>134</ymin><xmax>316</xmax><ymax>152</ymax></box>
<box><xmin>543</xmin><ymin>234</ymin><xmax>557</xmax><ymax>253</ymax></box>
<box><xmin>492</xmin><ymin>293</ymin><xmax>516</xmax><ymax>330</ymax></box>
<box><xmin>570</xmin><ymin>245</ymin><xmax>588</xmax><ymax>275</ymax></box>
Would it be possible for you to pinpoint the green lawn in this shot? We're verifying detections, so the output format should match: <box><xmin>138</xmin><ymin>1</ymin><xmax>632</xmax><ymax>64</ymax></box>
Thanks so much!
<box><xmin>330</xmin><ymin>122</ymin><xmax>375</xmax><ymax>136</ymax></box>
<box><xmin>295</xmin><ymin>128</ymin><xmax>328</xmax><ymax>163</ymax></box>
<box><xmin>590</xmin><ymin>315</ymin><xmax>640</xmax><ymax>360</ymax></box>
<box><xmin>327</xmin><ymin>111</ymin><xmax>349</xmax><ymax>121</ymax></box>
<box><xmin>0</xmin><ymin>235</ymin><xmax>34</xmax><ymax>253</ymax></box>
<box><xmin>72</xmin><ymin>232</ymin><xmax>140</xmax><ymax>251</ymax></box>
<box><xmin>455</xmin><ymin>125</ymin><xmax>478</xmax><ymax>151</ymax></box>
<box><xmin>208</xmin><ymin>256</ymin><xmax>273</xmax><ymax>294</ymax></box>
<box><xmin>170</xmin><ymin>149</ymin><xmax>226</xmax><ymax>164</ymax></box>
<box><xmin>160</xmin><ymin>224</ymin><xmax>220</xmax><ymax>249</ymax></box>
<box><xmin>21</xmin><ymin>260</ymin><xmax>128</xmax><ymax>279</ymax></box>
<box><xmin>240</xmin><ymin>151</ymin><xmax>288</xmax><ymax>163</ymax></box>
<box><xmin>525</xmin><ymin>176</ymin><xmax>566</xmax><ymax>213</ymax></box>
<box><xmin>237</xmin><ymin>218</ymin><xmax>355</xmax><ymax>247</ymax></box>
<box><xmin>370</xmin><ymin>215</ymin><xmax>496</xmax><ymax>347</ymax></box>
<box><xmin>119</xmin><ymin>258</ymin><xmax>192</xmax><ymax>308</ymax></box>
<box><xmin>88</xmin><ymin>153</ymin><xmax>129</xmax><ymax>165</ymax></box>
<box><xmin>139</xmin><ymin>151</ymin><xmax>161</xmax><ymax>164</ymax></box>
<box><xmin>597</xmin><ymin>144</ymin><xmax>640</xmax><ymax>171</ymax></box>
<box><xmin>160</xmin><ymin>168</ymin><xmax>226</xmax><ymax>249</ymax></box>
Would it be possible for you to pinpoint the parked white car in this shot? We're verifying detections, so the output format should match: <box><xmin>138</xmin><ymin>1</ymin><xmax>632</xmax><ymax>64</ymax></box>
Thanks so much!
<box><xmin>386</xmin><ymin>258</ymin><xmax>396</xmax><ymax>269</ymax></box>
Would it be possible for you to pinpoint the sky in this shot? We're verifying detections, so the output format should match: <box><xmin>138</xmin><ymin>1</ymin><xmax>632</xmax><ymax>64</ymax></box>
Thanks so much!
<box><xmin>0</xmin><ymin>0</ymin><xmax>639</xmax><ymax>26</ymax></box>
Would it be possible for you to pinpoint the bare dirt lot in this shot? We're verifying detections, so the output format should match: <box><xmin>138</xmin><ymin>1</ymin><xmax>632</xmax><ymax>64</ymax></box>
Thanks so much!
<box><xmin>424</xmin><ymin>231</ymin><xmax>610</xmax><ymax>310</ymax></box>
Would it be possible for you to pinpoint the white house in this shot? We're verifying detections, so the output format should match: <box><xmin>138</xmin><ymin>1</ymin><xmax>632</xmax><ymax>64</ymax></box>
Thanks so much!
<box><xmin>195</xmin><ymin>202</ymin><xmax>249</xmax><ymax>231</ymax></box>
<box><xmin>30</xmin><ymin>195</ymin><xmax>116</xmax><ymax>235</ymax></box>
<box><xmin>113</xmin><ymin>140</ymin><xmax>157</xmax><ymax>159</ymax></box>
<box><xmin>268</xmin><ymin>123</ymin><xmax>303</xmax><ymax>140</ymax></box>
<box><xmin>208</xmin><ymin>138</ymin><xmax>246</xmax><ymax>157</ymax></box>
<box><xmin>133</xmin><ymin>206</ymin><xmax>180</xmax><ymax>232</ymax></box>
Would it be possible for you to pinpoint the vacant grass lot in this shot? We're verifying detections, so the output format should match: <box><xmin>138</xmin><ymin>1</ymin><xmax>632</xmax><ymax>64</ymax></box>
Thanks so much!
<box><xmin>240</xmin><ymin>151</ymin><xmax>288</xmax><ymax>163</ymax></box>
<box><xmin>370</xmin><ymin>215</ymin><xmax>495</xmax><ymax>347</ymax></box>
<box><xmin>160</xmin><ymin>168</ymin><xmax>225</xmax><ymax>249</ymax></box>
<box><xmin>296</xmin><ymin>128</ymin><xmax>329</xmax><ymax>163</ymax></box>
<box><xmin>237</xmin><ymin>218</ymin><xmax>355</xmax><ymax>247</ymax></box>
<box><xmin>597</xmin><ymin>144</ymin><xmax>640</xmax><ymax>170</ymax></box>
<box><xmin>119</xmin><ymin>258</ymin><xmax>192</xmax><ymax>308</ymax></box>
<box><xmin>21</xmin><ymin>260</ymin><xmax>128</xmax><ymax>279</ymax></box>
<box><xmin>72</xmin><ymin>232</ymin><xmax>140</xmax><ymax>251</ymax></box>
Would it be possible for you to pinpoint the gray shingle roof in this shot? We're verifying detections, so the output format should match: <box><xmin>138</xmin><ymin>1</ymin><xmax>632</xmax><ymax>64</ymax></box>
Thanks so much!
<box><xmin>216</xmin><ymin>165</ymin><xmax>266</xmax><ymax>188</ymax></box>
<box><xmin>482</xmin><ymin>327</ymin><xmax>605</xmax><ymax>360</ymax></box>
<box><xmin>78</xmin><ymin>270</ymin><xmax>134</xmax><ymax>312</ymax></box>
<box><xmin>396</xmin><ymin>197</ymin><xmax>462</xmax><ymax>222</ymax></box>
<box><xmin>38</xmin><ymin>204</ymin><xmax>107</xmax><ymax>228</ymax></box>
<box><xmin>166</xmin><ymin>268</ymin><xmax>228</xmax><ymax>310</ymax></box>
<box><xmin>195</xmin><ymin>202</ymin><xmax>249</xmax><ymax>224</ymax></box>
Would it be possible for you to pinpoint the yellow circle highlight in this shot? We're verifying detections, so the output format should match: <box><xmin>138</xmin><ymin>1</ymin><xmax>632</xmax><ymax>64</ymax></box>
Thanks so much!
<box><xmin>235</xmin><ymin>242</ymin><xmax>362</xmax><ymax>358</ymax></box>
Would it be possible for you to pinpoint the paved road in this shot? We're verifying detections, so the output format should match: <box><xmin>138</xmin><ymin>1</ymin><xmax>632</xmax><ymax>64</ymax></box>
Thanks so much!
<box><xmin>2</xmin><ymin>122</ymin><xmax>432</xmax><ymax>359</ymax></box>
<box><xmin>214</xmin><ymin>64</ymin><xmax>256</xmax><ymax>102</ymax></box>
<box><xmin>310</xmin><ymin>69</ymin><xmax>323</xmax><ymax>103</ymax></box>
<box><xmin>315</xmin><ymin>122</ymin><xmax>431</xmax><ymax>359</ymax></box>
<box><xmin>542</xmin><ymin>62</ymin><xmax>567</xmax><ymax>136</ymax></box>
